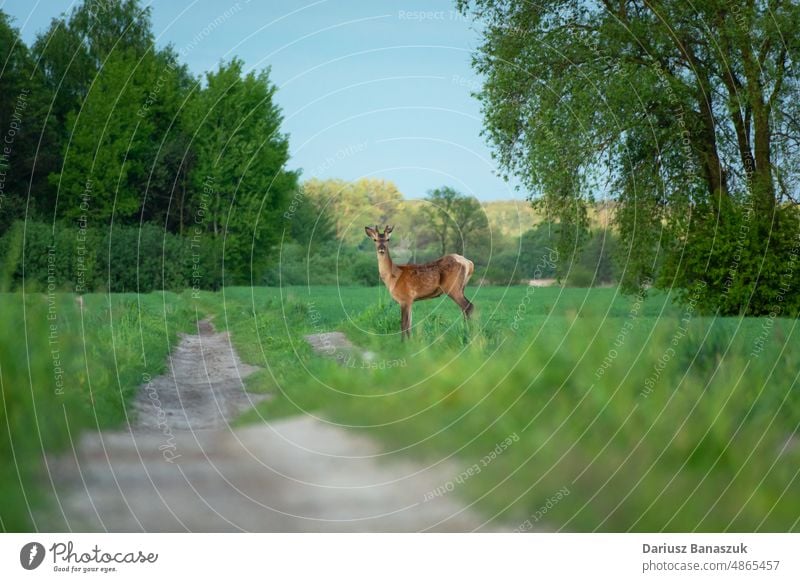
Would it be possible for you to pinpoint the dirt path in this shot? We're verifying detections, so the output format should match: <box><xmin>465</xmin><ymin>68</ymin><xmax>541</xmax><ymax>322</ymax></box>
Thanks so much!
<box><xmin>46</xmin><ymin>321</ymin><xmax>501</xmax><ymax>532</ymax></box>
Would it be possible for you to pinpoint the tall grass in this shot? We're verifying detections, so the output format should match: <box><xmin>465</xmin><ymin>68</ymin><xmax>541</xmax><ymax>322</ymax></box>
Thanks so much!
<box><xmin>0</xmin><ymin>291</ymin><xmax>195</xmax><ymax>531</ymax></box>
<box><xmin>9</xmin><ymin>284</ymin><xmax>793</xmax><ymax>531</ymax></box>
<box><xmin>218</xmin><ymin>286</ymin><xmax>800</xmax><ymax>531</ymax></box>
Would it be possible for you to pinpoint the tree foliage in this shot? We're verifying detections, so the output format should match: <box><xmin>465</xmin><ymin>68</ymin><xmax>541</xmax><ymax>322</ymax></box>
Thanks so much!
<box><xmin>0</xmin><ymin>13</ymin><xmax>55</xmax><ymax>229</ymax></box>
<box><xmin>302</xmin><ymin>178</ymin><xmax>404</xmax><ymax>244</ymax></box>
<box><xmin>458</xmin><ymin>0</ymin><xmax>800</xmax><ymax>314</ymax></box>
<box><xmin>53</xmin><ymin>50</ymin><xmax>156</xmax><ymax>221</ymax></box>
<box><xmin>186</xmin><ymin>59</ymin><xmax>298</xmax><ymax>282</ymax></box>
<box><xmin>422</xmin><ymin>186</ymin><xmax>489</xmax><ymax>257</ymax></box>
<box><xmin>0</xmin><ymin>0</ymin><xmax>298</xmax><ymax>288</ymax></box>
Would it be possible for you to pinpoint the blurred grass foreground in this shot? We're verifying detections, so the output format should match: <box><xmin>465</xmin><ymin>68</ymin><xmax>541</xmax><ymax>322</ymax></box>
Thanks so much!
<box><xmin>1</xmin><ymin>285</ymin><xmax>799</xmax><ymax>531</ymax></box>
<box><xmin>0</xmin><ymin>291</ymin><xmax>193</xmax><ymax>531</ymax></box>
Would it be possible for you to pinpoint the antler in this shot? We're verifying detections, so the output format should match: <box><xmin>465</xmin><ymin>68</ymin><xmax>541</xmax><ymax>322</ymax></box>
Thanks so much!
<box><xmin>384</xmin><ymin>225</ymin><xmax>394</xmax><ymax>236</ymax></box>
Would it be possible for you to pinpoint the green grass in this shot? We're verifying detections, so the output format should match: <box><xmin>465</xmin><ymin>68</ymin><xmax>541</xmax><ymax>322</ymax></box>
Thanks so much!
<box><xmin>204</xmin><ymin>285</ymin><xmax>800</xmax><ymax>532</ymax></box>
<box><xmin>0</xmin><ymin>290</ymin><xmax>195</xmax><ymax>531</ymax></box>
<box><xmin>3</xmin><ymin>285</ymin><xmax>798</xmax><ymax>532</ymax></box>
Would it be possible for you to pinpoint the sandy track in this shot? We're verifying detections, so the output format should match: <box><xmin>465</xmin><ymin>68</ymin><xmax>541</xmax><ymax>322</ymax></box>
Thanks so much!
<box><xmin>46</xmin><ymin>321</ymin><xmax>499</xmax><ymax>532</ymax></box>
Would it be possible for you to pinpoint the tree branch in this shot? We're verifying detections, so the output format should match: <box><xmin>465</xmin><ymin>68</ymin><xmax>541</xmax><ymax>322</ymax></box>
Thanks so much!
<box><xmin>767</xmin><ymin>47</ymin><xmax>787</xmax><ymax>112</ymax></box>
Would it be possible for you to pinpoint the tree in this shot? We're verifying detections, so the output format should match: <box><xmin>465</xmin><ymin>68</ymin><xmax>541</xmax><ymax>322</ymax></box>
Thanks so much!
<box><xmin>33</xmin><ymin>0</ymin><xmax>157</xmax><ymax>219</ymax></box>
<box><xmin>450</xmin><ymin>194</ymin><xmax>489</xmax><ymax>256</ymax></box>
<box><xmin>483</xmin><ymin>222</ymin><xmax>559</xmax><ymax>283</ymax></box>
<box><xmin>0</xmin><ymin>12</ymin><xmax>40</xmax><ymax>229</ymax></box>
<box><xmin>458</xmin><ymin>0</ymin><xmax>800</xmax><ymax>315</ymax></box>
<box><xmin>187</xmin><ymin>58</ymin><xmax>298</xmax><ymax>283</ymax></box>
<box><xmin>301</xmin><ymin>178</ymin><xmax>405</xmax><ymax>244</ymax></box>
<box><xmin>52</xmin><ymin>49</ymin><xmax>156</xmax><ymax>222</ymax></box>
<box><xmin>423</xmin><ymin>186</ymin><xmax>459</xmax><ymax>256</ymax></box>
<box><xmin>288</xmin><ymin>187</ymin><xmax>337</xmax><ymax>249</ymax></box>
<box><xmin>138</xmin><ymin>47</ymin><xmax>197</xmax><ymax>233</ymax></box>
<box><xmin>0</xmin><ymin>11</ymin><xmax>54</xmax><ymax>232</ymax></box>
<box><xmin>422</xmin><ymin>186</ymin><xmax>489</xmax><ymax>256</ymax></box>
<box><xmin>42</xmin><ymin>0</ymin><xmax>198</xmax><ymax>227</ymax></box>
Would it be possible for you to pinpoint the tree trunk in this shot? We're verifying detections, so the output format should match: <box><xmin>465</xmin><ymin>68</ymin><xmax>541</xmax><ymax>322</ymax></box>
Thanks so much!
<box><xmin>179</xmin><ymin>173</ymin><xmax>185</xmax><ymax>236</ymax></box>
<box><xmin>752</xmin><ymin>108</ymin><xmax>776</xmax><ymax>216</ymax></box>
<box><xmin>694</xmin><ymin>75</ymin><xmax>729</xmax><ymax>204</ymax></box>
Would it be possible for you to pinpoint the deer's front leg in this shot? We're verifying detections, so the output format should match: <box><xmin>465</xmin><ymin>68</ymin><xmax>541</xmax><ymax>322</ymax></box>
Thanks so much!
<box><xmin>400</xmin><ymin>303</ymin><xmax>412</xmax><ymax>339</ymax></box>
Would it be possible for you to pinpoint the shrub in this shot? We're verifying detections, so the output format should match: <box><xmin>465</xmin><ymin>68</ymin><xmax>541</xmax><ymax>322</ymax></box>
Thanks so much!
<box><xmin>0</xmin><ymin>220</ymin><xmax>225</xmax><ymax>293</ymax></box>
<box><xmin>98</xmin><ymin>224</ymin><xmax>186</xmax><ymax>292</ymax></box>
<box><xmin>662</xmin><ymin>203</ymin><xmax>800</xmax><ymax>316</ymax></box>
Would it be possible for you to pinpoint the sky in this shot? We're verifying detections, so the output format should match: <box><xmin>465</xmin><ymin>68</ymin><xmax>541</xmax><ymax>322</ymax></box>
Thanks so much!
<box><xmin>1</xmin><ymin>0</ymin><xmax>525</xmax><ymax>201</ymax></box>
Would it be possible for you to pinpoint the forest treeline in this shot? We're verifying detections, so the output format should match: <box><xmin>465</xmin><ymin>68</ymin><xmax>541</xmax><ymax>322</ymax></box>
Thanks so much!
<box><xmin>0</xmin><ymin>0</ymin><xmax>618</xmax><ymax>292</ymax></box>
<box><xmin>278</xmin><ymin>178</ymin><xmax>617</xmax><ymax>287</ymax></box>
<box><xmin>0</xmin><ymin>0</ymin><xmax>296</xmax><ymax>290</ymax></box>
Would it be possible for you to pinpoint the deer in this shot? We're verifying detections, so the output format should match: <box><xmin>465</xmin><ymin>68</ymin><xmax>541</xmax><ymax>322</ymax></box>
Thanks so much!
<box><xmin>365</xmin><ymin>225</ymin><xmax>475</xmax><ymax>339</ymax></box>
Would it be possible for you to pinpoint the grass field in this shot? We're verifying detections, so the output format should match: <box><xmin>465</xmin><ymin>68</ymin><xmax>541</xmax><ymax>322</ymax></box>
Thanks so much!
<box><xmin>200</xmin><ymin>285</ymin><xmax>800</xmax><ymax>532</ymax></box>
<box><xmin>2</xmin><ymin>285</ymin><xmax>799</xmax><ymax>531</ymax></box>
<box><xmin>0</xmin><ymin>291</ymin><xmax>195</xmax><ymax>531</ymax></box>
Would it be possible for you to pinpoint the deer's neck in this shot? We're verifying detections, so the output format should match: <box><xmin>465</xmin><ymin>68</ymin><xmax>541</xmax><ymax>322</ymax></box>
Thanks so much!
<box><xmin>377</xmin><ymin>251</ymin><xmax>396</xmax><ymax>285</ymax></box>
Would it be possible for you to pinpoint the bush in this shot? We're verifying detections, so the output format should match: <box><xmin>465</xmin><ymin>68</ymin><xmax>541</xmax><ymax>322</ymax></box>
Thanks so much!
<box><xmin>0</xmin><ymin>220</ymin><xmax>96</xmax><ymax>291</ymax></box>
<box><xmin>564</xmin><ymin>263</ymin><xmax>595</xmax><ymax>287</ymax></box>
<box><xmin>261</xmin><ymin>242</ymin><xmax>381</xmax><ymax>286</ymax></box>
<box><xmin>350</xmin><ymin>253</ymin><xmax>380</xmax><ymax>286</ymax></box>
<box><xmin>564</xmin><ymin>229</ymin><xmax>618</xmax><ymax>287</ymax></box>
<box><xmin>99</xmin><ymin>224</ymin><xmax>186</xmax><ymax>292</ymax></box>
<box><xmin>0</xmin><ymin>220</ymin><xmax>224</xmax><ymax>293</ymax></box>
<box><xmin>662</xmin><ymin>203</ymin><xmax>800</xmax><ymax>316</ymax></box>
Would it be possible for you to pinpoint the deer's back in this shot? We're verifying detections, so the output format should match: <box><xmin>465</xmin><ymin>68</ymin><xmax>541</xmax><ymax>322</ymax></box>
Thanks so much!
<box><xmin>392</xmin><ymin>254</ymin><xmax>473</xmax><ymax>300</ymax></box>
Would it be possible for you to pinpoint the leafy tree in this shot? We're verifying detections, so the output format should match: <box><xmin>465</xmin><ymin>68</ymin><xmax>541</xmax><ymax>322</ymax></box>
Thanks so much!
<box><xmin>32</xmin><ymin>0</ymin><xmax>153</xmax><ymax>122</ymax></box>
<box><xmin>287</xmin><ymin>188</ymin><xmax>337</xmax><ymax>249</ymax></box>
<box><xmin>32</xmin><ymin>0</ymin><xmax>157</xmax><ymax>218</ymax></box>
<box><xmin>422</xmin><ymin>186</ymin><xmax>459</xmax><ymax>255</ymax></box>
<box><xmin>67</xmin><ymin>0</ymin><xmax>154</xmax><ymax>65</ymax></box>
<box><xmin>302</xmin><ymin>178</ymin><xmax>404</xmax><ymax>244</ymax></box>
<box><xmin>566</xmin><ymin>228</ymin><xmax>619</xmax><ymax>287</ymax></box>
<box><xmin>32</xmin><ymin>17</ymin><xmax>94</xmax><ymax>130</ymax></box>
<box><xmin>422</xmin><ymin>186</ymin><xmax>489</xmax><ymax>256</ymax></box>
<box><xmin>138</xmin><ymin>47</ymin><xmax>198</xmax><ymax>233</ymax></box>
<box><xmin>41</xmin><ymin>1</ymin><xmax>197</xmax><ymax>227</ymax></box>
<box><xmin>450</xmin><ymin>194</ymin><xmax>489</xmax><ymax>256</ymax></box>
<box><xmin>458</xmin><ymin>0</ymin><xmax>800</xmax><ymax>314</ymax></box>
<box><xmin>482</xmin><ymin>222</ymin><xmax>561</xmax><ymax>283</ymax></box>
<box><xmin>0</xmin><ymin>12</ymin><xmax>56</xmax><ymax>228</ymax></box>
<box><xmin>52</xmin><ymin>49</ymin><xmax>156</xmax><ymax>222</ymax></box>
<box><xmin>187</xmin><ymin>58</ymin><xmax>298</xmax><ymax>283</ymax></box>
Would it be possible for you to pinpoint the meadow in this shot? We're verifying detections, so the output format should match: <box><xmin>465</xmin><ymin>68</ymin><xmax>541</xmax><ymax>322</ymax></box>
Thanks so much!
<box><xmin>201</xmin><ymin>285</ymin><xmax>800</xmax><ymax>532</ymax></box>
<box><xmin>2</xmin><ymin>285</ymin><xmax>798</xmax><ymax>531</ymax></box>
<box><xmin>0</xmin><ymin>291</ymin><xmax>196</xmax><ymax>531</ymax></box>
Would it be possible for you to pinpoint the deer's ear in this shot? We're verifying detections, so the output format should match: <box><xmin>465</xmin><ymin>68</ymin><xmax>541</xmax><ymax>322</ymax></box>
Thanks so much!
<box><xmin>384</xmin><ymin>225</ymin><xmax>394</xmax><ymax>239</ymax></box>
<box><xmin>365</xmin><ymin>226</ymin><xmax>378</xmax><ymax>240</ymax></box>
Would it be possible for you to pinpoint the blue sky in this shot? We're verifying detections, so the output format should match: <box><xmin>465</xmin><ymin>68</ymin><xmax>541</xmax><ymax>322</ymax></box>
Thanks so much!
<box><xmin>1</xmin><ymin>0</ymin><xmax>524</xmax><ymax>201</ymax></box>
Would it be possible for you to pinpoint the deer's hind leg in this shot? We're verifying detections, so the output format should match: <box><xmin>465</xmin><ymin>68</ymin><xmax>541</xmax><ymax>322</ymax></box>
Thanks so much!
<box><xmin>442</xmin><ymin>273</ymin><xmax>474</xmax><ymax>319</ymax></box>
<box><xmin>450</xmin><ymin>292</ymin><xmax>474</xmax><ymax>318</ymax></box>
<box><xmin>460</xmin><ymin>281</ymin><xmax>475</xmax><ymax>318</ymax></box>
<box><xmin>400</xmin><ymin>302</ymin><xmax>412</xmax><ymax>339</ymax></box>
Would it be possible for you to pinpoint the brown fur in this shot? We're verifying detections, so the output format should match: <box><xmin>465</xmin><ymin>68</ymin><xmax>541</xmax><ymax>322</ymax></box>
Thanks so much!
<box><xmin>365</xmin><ymin>225</ymin><xmax>475</xmax><ymax>338</ymax></box>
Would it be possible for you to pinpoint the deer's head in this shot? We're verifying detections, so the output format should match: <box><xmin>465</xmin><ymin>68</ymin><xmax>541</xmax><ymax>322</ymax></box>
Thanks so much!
<box><xmin>365</xmin><ymin>225</ymin><xmax>393</xmax><ymax>256</ymax></box>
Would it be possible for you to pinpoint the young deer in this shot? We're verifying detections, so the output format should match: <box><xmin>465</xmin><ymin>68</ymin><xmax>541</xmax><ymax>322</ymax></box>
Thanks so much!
<box><xmin>365</xmin><ymin>225</ymin><xmax>475</xmax><ymax>338</ymax></box>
